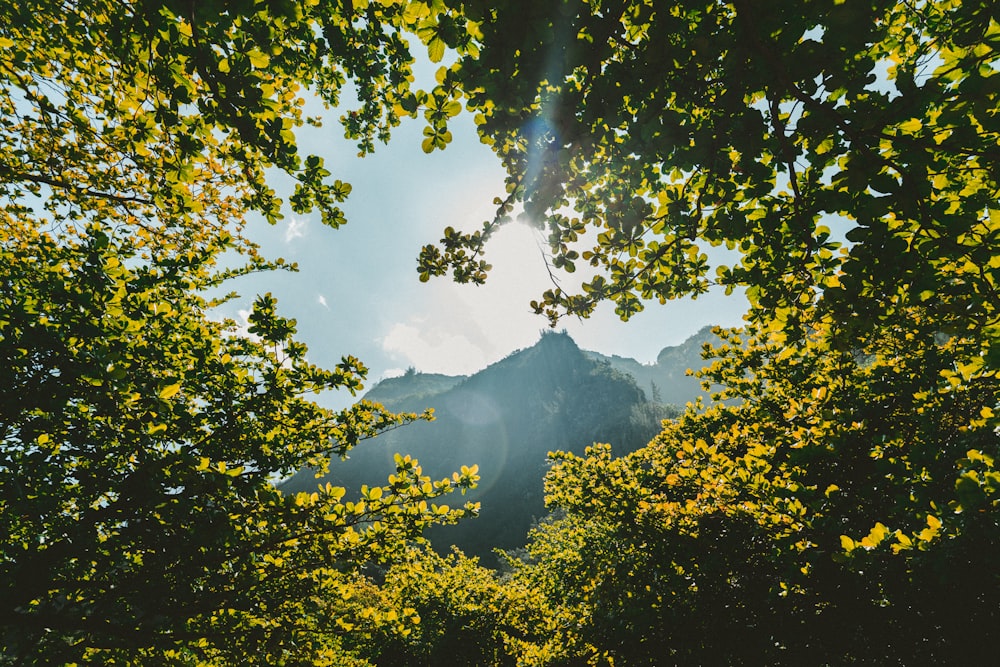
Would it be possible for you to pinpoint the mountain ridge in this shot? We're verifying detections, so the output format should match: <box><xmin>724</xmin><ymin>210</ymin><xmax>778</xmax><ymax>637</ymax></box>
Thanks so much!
<box><xmin>283</xmin><ymin>327</ymin><xmax>719</xmax><ymax>562</ymax></box>
<box><xmin>584</xmin><ymin>324</ymin><xmax>720</xmax><ymax>406</ymax></box>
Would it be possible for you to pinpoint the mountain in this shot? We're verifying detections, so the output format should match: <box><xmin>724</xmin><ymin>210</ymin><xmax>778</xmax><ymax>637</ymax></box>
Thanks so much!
<box><xmin>363</xmin><ymin>370</ymin><xmax>465</xmax><ymax>405</ymax></box>
<box><xmin>584</xmin><ymin>325</ymin><xmax>723</xmax><ymax>406</ymax></box>
<box><xmin>282</xmin><ymin>328</ymin><xmax>718</xmax><ymax>563</ymax></box>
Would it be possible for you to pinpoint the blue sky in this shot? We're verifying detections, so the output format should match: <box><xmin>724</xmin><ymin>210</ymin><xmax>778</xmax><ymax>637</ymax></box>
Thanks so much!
<box><xmin>217</xmin><ymin>100</ymin><xmax>749</xmax><ymax>411</ymax></box>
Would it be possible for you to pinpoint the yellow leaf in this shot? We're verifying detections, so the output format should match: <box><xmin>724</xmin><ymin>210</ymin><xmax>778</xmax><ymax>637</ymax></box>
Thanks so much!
<box><xmin>861</xmin><ymin>522</ymin><xmax>889</xmax><ymax>548</ymax></box>
<box><xmin>158</xmin><ymin>383</ymin><xmax>181</xmax><ymax>400</ymax></box>
<box><xmin>870</xmin><ymin>522</ymin><xmax>888</xmax><ymax>541</ymax></box>
<box><xmin>427</xmin><ymin>38</ymin><xmax>445</xmax><ymax>63</ymax></box>
<box><xmin>403</xmin><ymin>3</ymin><xmax>430</xmax><ymax>22</ymax></box>
<box><xmin>247</xmin><ymin>50</ymin><xmax>270</xmax><ymax>69</ymax></box>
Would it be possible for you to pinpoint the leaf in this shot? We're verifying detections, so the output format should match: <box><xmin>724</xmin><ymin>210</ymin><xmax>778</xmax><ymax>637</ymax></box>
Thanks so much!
<box><xmin>427</xmin><ymin>38</ymin><xmax>445</xmax><ymax>63</ymax></box>
<box><xmin>861</xmin><ymin>522</ymin><xmax>889</xmax><ymax>549</ymax></box>
<box><xmin>158</xmin><ymin>383</ymin><xmax>181</xmax><ymax>400</ymax></box>
<box><xmin>247</xmin><ymin>49</ymin><xmax>270</xmax><ymax>69</ymax></box>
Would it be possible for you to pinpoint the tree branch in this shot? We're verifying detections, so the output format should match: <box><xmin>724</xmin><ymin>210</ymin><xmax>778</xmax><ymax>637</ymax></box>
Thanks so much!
<box><xmin>0</xmin><ymin>162</ymin><xmax>153</xmax><ymax>206</ymax></box>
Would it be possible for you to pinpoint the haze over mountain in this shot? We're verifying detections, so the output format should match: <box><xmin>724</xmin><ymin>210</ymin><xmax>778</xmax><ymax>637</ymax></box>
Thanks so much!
<box><xmin>283</xmin><ymin>327</ymin><xmax>720</xmax><ymax>562</ymax></box>
<box><xmin>584</xmin><ymin>325</ymin><xmax>721</xmax><ymax>406</ymax></box>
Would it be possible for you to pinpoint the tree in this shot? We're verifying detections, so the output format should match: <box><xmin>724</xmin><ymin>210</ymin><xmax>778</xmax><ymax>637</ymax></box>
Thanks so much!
<box><xmin>0</xmin><ymin>0</ymin><xmax>483</xmax><ymax>663</ymax></box>
<box><xmin>7</xmin><ymin>0</ymin><xmax>999</xmax><ymax>662</ymax></box>
<box><xmin>1</xmin><ymin>0</ymin><xmax>477</xmax><ymax>247</ymax></box>
<box><xmin>344</xmin><ymin>547</ymin><xmax>530</xmax><ymax>667</ymax></box>
<box><xmin>419</xmin><ymin>0</ymin><xmax>1000</xmax><ymax>344</ymax></box>
<box><xmin>405</xmin><ymin>1</ymin><xmax>1000</xmax><ymax>663</ymax></box>
<box><xmin>649</xmin><ymin>380</ymin><xmax>662</xmax><ymax>404</ymax></box>
<box><xmin>1</xmin><ymin>222</ymin><xmax>482</xmax><ymax>664</ymax></box>
<box><xmin>506</xmin><ymin>309</ymin><xmax>1000</xmax><ymax>664</ymax></box>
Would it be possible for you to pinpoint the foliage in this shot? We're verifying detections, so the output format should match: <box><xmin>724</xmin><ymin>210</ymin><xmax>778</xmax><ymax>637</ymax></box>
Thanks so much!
<box><xmin>7</xmin><ymin>0</ymin><xmax>1000</xmax><ymax>663</ymax></box>
<box><xmin>0</xmin><ymin>0</ymin><xmax>477</xmax><ymax>247</ymax></box>
<box><xmin>346</xmin><ymin>547</ymin><xmax>556</xmax><ymax>667</ymax></box>
<box><xmin>0</xmin><ymin>221</ymin><xmax>480</xmax><ymax>664</ymax></box>
<box><xmin>418</xmin><ymin>0</ymin><xmax>1000</xmax><ymax>340</ymax></box>
<box><xmin>502</xmin><ymin>311</ymin><xmax>1000</xmax><ymax>664</ymax></box>
<box><xmin>402</xmin><ymin>3</ymin><xmax>1000</xmax><ymax>662</ymax></box>
<box><xmin>403</xmin><ymin>2</ymin><xmax>1000</xmax><ymax>661</ymax></box>
<box><xmin>0</xmin><ymin>0</ymin><xmax>484</xmax><ymax>663</ymax></box>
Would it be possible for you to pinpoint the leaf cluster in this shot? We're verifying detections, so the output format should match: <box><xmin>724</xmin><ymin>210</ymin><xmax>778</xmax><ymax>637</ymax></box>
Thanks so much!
<box><xmin>421</xmin><ymin>0</ymin><xmax>1000</xmax><ymax>338</ymax></box>
<box><xmin>0</xmin><ymin>1</ymin><xmax>485</xmax><ymax>663</ymax></box>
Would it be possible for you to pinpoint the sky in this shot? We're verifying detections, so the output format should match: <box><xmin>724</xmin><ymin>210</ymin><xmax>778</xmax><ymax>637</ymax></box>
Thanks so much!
<box><xmin>217</xmin><ymin>95</ymin><xmax>749</xmax><ymax>411</ymax></box>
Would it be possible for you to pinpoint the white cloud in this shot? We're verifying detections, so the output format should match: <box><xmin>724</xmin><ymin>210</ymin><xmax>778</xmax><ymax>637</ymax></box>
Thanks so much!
<box><xmin>375</xmin><ymin>222</ymin><xmax>555</xmax><ymax>376</ymax></box>
<box><xmin>380</xmin><ymin>320</ymin><xmax>491</xmax><ymax>376</ymax></box>
<box><xmin>284</xmin><ymin>216</ymin><xmax>308</xmax><ymax>243</ymax></box>
<box><xmin>233</xmin><ymin>307</ymin><xmax>256</xmax><ymax>340</ymax></box>
<box><xmin>317</xmin><ymin>293</ymin><xmax>329</xmax><ymax>309</ymax></box>
<box><xmin>376</xmin><ymin>218</ymin><xmax>749</xmax><ymax>376</ymax></box>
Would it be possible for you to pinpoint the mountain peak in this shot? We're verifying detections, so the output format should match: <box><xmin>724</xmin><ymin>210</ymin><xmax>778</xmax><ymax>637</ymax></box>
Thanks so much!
<box><xmin>655</xmin><ymin>325</ymin><xmax>719</xmax><ymax>367</ymax></box>
<box><xmin>284</xmin><ymin>327</ymin><xmax>716</xmax><ymax>564</ymax></box>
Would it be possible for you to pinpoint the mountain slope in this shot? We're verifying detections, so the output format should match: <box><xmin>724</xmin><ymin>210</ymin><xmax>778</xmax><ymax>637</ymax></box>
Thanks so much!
<box><xmin>282</xmin><ymin>329</ymin><xmax>717</xmax><ymax>562</ymax></box>
<box><xmin>585</xmin><ymin>325</ymin><xmax>723</xmax><ymax>406</ymax></box>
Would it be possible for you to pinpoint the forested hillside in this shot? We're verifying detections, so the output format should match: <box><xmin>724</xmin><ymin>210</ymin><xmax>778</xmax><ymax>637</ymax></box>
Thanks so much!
<box><xmin>584</xmin><ymin>325</ymin><xmax>723</xmax><ymax>406</ymax></box>
<box><xmin>284</xmin><ymin>330</ymin><xmax>686</xmax><ymax>562</ymax></box>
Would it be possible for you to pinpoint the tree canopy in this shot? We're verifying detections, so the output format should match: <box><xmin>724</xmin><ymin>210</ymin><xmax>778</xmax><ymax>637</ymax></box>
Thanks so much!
<box><xmin>410</xmin><ymin>0</ymin><xmax>1000</xmax><ymax>663</ymax></box>
<box><xmin>0</xmin><ymin>1</ymin><xmax>480</xmax><ymax>663</ymax></box>
<box><xmin>420</xmin><ymin>0</ymin><xmax>1000</xmax><ymax>340</ymax></box>
<box><xmin>0</xmin><ymin>222</ymin><xmax>480</xmax><ymax>663</ymax></box>
<box><xmin>4</xmin><ymin>0</ymin><xmax>1000</xmax><ymax>664</ymax></box>
<box><xmin>508</xmin><ymin>308</ymin><xmax>1000</xmax><ymax>663</ymax></box>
